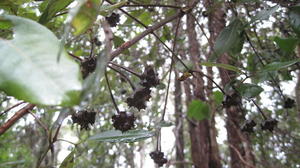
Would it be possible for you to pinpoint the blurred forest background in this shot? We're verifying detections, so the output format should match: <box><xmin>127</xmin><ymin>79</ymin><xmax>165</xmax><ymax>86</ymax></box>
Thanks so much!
<box><xmin>0</xmin><ymin>0</ymin><xmax>300</xmax><ymax>168</ymax></box>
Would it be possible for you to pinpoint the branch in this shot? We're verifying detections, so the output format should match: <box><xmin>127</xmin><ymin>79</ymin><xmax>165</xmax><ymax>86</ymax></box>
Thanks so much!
<box><xmin>0</xmin><ymin>101</ymin><xmax>26</xmax><ymax>116</ymax></box>
<box><xmin>228</xmin><ymin>144</ymin><xmax>255</xmax><ymax>168</ymax></box>
<box><xmin>110</xmin><ymin>10</ymin><xmax>186</xmax><ymax>60</ymax></box>
<box><xmin>0</xmin><ymin>104</ymin><xmax>35</xmax><ymax>136</ymax></box>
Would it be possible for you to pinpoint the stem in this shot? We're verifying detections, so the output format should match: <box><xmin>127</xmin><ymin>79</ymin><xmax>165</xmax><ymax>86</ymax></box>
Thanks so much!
<box><xmin>0</xmin><ymin>104</ymin><xmax>35</xmax><ymax>136</ymax></box>
<box><xmin>109</xmin><ymin>62</ymin><xmax>142</xmax><ymax>78</ymax></box>
<box><xmin>251</xmin><ymin>99</ymin><xmax>268</xmax><ymax>120</ymax></box>
<box><xmin>0</xmin><ymin>101</ymin><xmax>26</xmax><ymax>116</ymax></box>
<box><xmin>108</xmin><ymin>65</ymin><xmax>136</xmax><ymax>90</ymax></box>
<box><xmin>124</xmin><ymin>4</ymin><xmax>181</xmax><ymax>9</ymax></box>
<box><xmin>105</xmin><ymin>71</ymin><xmax>120</xmax><ymax>113</ymax></box>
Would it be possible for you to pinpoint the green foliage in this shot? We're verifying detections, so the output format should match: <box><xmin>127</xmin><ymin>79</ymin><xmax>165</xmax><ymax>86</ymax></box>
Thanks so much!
<box><xmin>113</xmin><ymin>35</ymin><xmax>130</xmax><ymax>55</ymax></box>
<box><xmin>213</xmin><ymin>91</ymin><xmax>224</xmax><ymax>106</ymax></box>
<box><xmin>274</xmin><ymin>36</ymin><xmax>299</xmax><ymax>53</ymax></box>
<box><xmin>213</xmin><ymin>18</ymin><xmax>245</xmax><ymax>59</ymax></box>
<box><xmin>0</xmin><ymin>15</ymin><xmax>82</xmax><ymax>106</ymax></box>
<box><xmin>187</xmin><ymin>100</ymin><xmax>210</xmax><ymax>121</ymax></box>
<box><xmin>288</xmin><ymin>5</ymin><xmax>300</xmax><ymax>37</ymax></box>
<box><xmin>262</xmin><ymin>59</ymin><xmax>300</xmax><ymax>72</ymax></box>
<box><xmin>250</xmin><ymin>5</ymin><xmax>279</xmax><ymax>24</ymax></box>
<box><xmin>39</xmin><ymin>0</ymin><xmax>74</xmax><ymax>24</ymax></box>
<box><xmin>235</xmin><ymin>83</ymin><xmax>263</xmax><ymax>99</ymax></box>
<box><xmin>199</xmin><ymin>62</ymin><xmax>242</xmax><ymax>73</ymax></box>
<box><xmin>88</xmin><ymin>130</ymin><xmax>155</xmax><ymax>143</ymax></box>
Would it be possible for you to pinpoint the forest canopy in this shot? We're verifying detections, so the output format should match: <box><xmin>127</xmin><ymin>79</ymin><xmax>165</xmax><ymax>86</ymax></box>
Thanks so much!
<box><xmin>0</xmin><ymin>0</ymin><xmax>300</xmax><ymax>168</ymax></box>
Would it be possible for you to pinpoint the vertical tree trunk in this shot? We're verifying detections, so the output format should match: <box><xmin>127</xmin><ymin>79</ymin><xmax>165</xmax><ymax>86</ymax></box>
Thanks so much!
<box><xmin>183</xmin><ymin>0</ymin><xmax>222</xmax><ymax>168</ymax></box>
<box><xmin>203</xmin><ymin>1</ymin><xmax>256</xmax><ymax>168</ymax></box>
<box><xmin>296</xmin><ymin>46</ymin><xmax>300</xmax><ymax>120</ymax></box>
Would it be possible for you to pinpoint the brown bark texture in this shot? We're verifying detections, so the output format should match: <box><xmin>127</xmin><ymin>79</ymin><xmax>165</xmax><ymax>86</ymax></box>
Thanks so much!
<box><xmin>203</xmin><ymin>1</ymin><xmax>256</xmax><ymax>168</ymax></box>
<box><xmin>183</xmin><ymin>0</ymin><xmax>222</xmax><ymax>168</ymax></box>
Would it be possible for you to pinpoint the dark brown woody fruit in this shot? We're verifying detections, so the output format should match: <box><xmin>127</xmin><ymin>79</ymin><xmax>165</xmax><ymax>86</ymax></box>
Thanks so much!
<box><xmin>105</xmin><ymin>12</ymin><xmax>120</xmax><ymax>27</ymax></box>
<box><xmin>222</xmin><ymin>92</ymin><xmax>241</xmax><ymax>108</ymax></box>
<box><xmin>261</xmin><ymin>119</ymin><xmax>278</xmax><ymax>132</ymax></box>
<box><xmin>140</xmin><ymin>66</ymin><xmax>160</xmax><ymax>88</ymax></box>
<box><xmin>284</xmin><ymin>97</ymin><xmax>295</xmax><ymax>109</ymax></box>
<box><xmin>241</xmin><ymin>120</ymin><xmax>256</xmax><ymax>133</ymax></box>
<box><xmin>126</xmin><ymin>87</ymin><xmax>151</xmax><ymax>110</ymax></box>
<box><xmin>72</xmin><ymin>110</ymin><xmax>96</xmax><ymax>130</ymax></box>
<box><xmin>112</xmin><ymin>111</ymin><xmax>135</xmax><ymax>132</ymax></box>
<box><xmin>81</xmin><ymin>57</ymin><xmax>97</xmax><ymax>78</ymax></box>
<box><xmin>150</xmin><ymin>151</ymin><xmax>168</xmax><ymax>167</ymax></box>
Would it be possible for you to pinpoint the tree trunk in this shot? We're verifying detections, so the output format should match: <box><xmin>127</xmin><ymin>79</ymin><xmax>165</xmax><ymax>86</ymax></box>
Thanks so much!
<box><xmin>296</xmin><ymin>45</ymin><xmax>300</xmax><ymax>121</ymax></box>
<box><xmin>203</xmin><ymin>1</ymin><xmax>256</xmax><ymax>168</ymax></box>
<box><xmin>183</xmin><ymin>0</ymin><xmax>222</xmax><ymax>167</ymax></box>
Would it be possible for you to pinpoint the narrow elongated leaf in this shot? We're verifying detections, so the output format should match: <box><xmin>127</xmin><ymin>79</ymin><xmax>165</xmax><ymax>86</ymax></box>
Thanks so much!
<box><xmin>250</xmin><ymin>5</ymin><xmax>279</xmax><ymax>24</ymax></box>
<box><xmin>187</xmin><ymin>100</ymin><xmax>210</xmax><ymax>121</ymax></box>
<box><xmin>0</xmin><ymin>15</ymin><xmax>82</xmax><ymax>106</ymax></box>
<box><xmin>274</xmin><ymin>36</ymin><xmax>299</xmax><ymax>53</ymax></box>
<box><xmin>213</xmin><ymin>19</ymin><xmax>244</xmax><ymax>59</ymax></box>
<box><xmin>39</xmin><ymin>0</ymin><xmax>74</xmax><ymax>24</ymax></box>
<box><xmin>236</xmin><ymin>83</ymin><xmax>263</xmax><ymax>99</ymax></box>
<box><xmin>113</xmin><ymin>36</ymin><xmax>130</xmax><ymax>55</ymax></box>
<box><xmin>199</xmin><ymin>62</ymin><xmax>242</xmax><ymax>73</ymax></box>
<box><xmin>89</xmin><ymin>130</ymin><xmax>155</xmax><ymax>143</ymax></box>
<box><xmin>263</xmin><ymin>59</ymin><xmax>300</xmax><ymax>72</ymax></box>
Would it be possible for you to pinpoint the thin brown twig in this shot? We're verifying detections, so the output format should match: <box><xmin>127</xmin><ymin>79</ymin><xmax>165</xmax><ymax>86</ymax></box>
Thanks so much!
<box><xmin>228</xmin><ymin>144</ymin><xmax>255</xmax><ymax>168</ymax></box>
<box><xmin>109</xmin><ymin>62</ymin><xmax>142</xmax><ymax>78</ymax></box>
<box><xmin>108</xmin><ymin>64</ymin><xmax>136</xmax><ymax>90</ymax></box>
<box><xmin>28</xmin><ymin>111</ymin><xmax>49</xmax><ymax>133</ymax></box>
<box><xmin>0</xmin><ymin>101</ymin><xmax>26</xmax><ymax>116</ymax></box>
<box><xmin>105</xmin><ymin>71</ymin><xmax>120</xmax><ymax>113</ymax></box>
<box><xmin>0</xmin><ymin>104</ymin><xmax>35</xmax><ymax>136</ymax></box>
<box><xmin>124</xmin><ymin>4</ymin><xmax>181</xmax><ymax>9</ymax></box>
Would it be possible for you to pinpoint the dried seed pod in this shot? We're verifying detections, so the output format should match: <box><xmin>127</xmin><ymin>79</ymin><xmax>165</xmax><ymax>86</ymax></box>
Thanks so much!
<box><xmin>81</xmin><ymin>57</ymin><xmax>97</xmax><ymax>78</ymax></box>
<box><xmin>284</xmin><ymin>97</ymin><xmax>295</xmax><ymax>109</ymax></box>
<box><xmin>150</xmin><ymin>151</ymin><xmax>168</xmax><ymax>167</ymax></box>
<box><xmin>261</xmin><ymin>119</ymin><xmax>278</xmax><ymax>132</ymax></box>
<box><xmin>241</xmin><ymin>120</ymin><xmax>256</xmax><ymax>133</ymax></box>
<box><xmin>222</xmin><ymin>92</ymin><xmax>241</xmax><ymax>108</ymax></box>
<box><xmin>72</xmin><ymin>110</ymin><xmax>96</xmax><ymax>130</ymax></box>
<box><xmin>140</xmin><ymin>66</ymin><xmax>160</xmax><ymax>88</ymax></box>
<box><xmin>112</xmin><ymin>111</ymin><xmax>135</xmax><ymax>132</ymax></box>
<box><xmin>126</xmin><ymin>87</ymin><xmax>151</xmax><ymax>110</ymax></box>
<box><xmin>105</xmin><ymin>13</ymin><xmax>120</xmax><ymax>27</ymax></box>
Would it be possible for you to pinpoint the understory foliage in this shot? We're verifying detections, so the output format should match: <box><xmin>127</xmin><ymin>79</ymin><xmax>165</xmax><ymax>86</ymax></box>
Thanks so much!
<box><xmin>0</xmin><ymin>0</ymin><xmax>300</xmax><ymax>168</ymax></box>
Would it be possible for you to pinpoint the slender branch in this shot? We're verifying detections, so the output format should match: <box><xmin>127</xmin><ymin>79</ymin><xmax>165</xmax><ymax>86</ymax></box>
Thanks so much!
<box><xmin>228</xmin><ymin>144</ymin><xmax>255</xmax><ymax>168</ymax></box>
<box><xmin>56</xmin><ymin>139</ymin><xmax>77</xmax><ymax>146</ymax></box>
<box><xmin>68</xmin><ymin>52</ymin><xmax>83</xmax><ymax>61</ymax></box>
<box><xmin>109</xmin><ymin>62</ymin><xmax>142</xmax><ymax>78</ymax></box>
<box><xmin>123</xmin><ymin>4</ymin><xmax>181</xmax><ymax>9</ymax></box>
<box><xmin>251</xmin><ymin>99</ymin><xmax>268</xmax><ymax>120</ymax></box>
<box><xmin>29</xmin><ymin>111</ymin><xmax>49</xmax><ymax>134</ymax></box>
<box><xmin>191</xmin><ymin>70</ymin><xmax>226</xmax><ymax>94</ymax></box>
<box><xmin>105</xmin><ymin>71</ymin><xmax>120</xmax><ymax>113</ymax></box>
<box><xmin>106</xmin><ymin>0</ymin><xmax>190</xmax><ymax>71</ymax></box>
<box><xmin>0</xmin><ymin>104</ymin><xmax>35</xmax><ymax>136</ymax></box>
<box><xmin>108</xmin><ymin>65</ymin><xmax>136</xmax><ymax>90</ymax></box>
<box><xmin>0</xmin><ymin>101</ymin><xmax>26</xmax><ymax>116</ymax></box>
<box><xmin>161</xmin><ymin>18</ymin><xmax>181</xmax><ymax>121</ymax></box>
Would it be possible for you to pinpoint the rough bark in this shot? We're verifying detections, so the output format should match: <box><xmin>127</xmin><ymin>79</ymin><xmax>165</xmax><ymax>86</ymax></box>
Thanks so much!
<box><xmin>296</xmin><ymin>45</ymin><xmax>300</xmax><ymax>121</ymax></box>
<box><xmin>183</xmin><ymin>0</ymin><xmax>222</xmax><ymax>168</ymax></box>
<box><xmin>203</xmin><ymin>1</ymin><xmax>256</xmax><ymax>168</ymax></box>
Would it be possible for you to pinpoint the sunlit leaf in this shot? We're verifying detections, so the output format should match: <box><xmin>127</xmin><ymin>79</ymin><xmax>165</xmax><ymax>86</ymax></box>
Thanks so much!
<box><xmin>236</xmin><ymin>83</ymin><xmax>263</xmax><ymax>99</ymax></box>
<box><xmin>187</xmin><ymin>100</ymin><xmax>210</xmax><ymax>121</ymax></box>
<box><xmin>0</xmin><ymin>15</ymin><xmax>82</xmax><ymax>106</ymax></box>
<box><xmin>213</xmin><ymin>91</ymin><xmax>224</xmax><ymax>106</ymax></box>
<box><xmin>89</xmin><ymin>130</ymin><xmax>155</xmax><ymax>143</ymax></box>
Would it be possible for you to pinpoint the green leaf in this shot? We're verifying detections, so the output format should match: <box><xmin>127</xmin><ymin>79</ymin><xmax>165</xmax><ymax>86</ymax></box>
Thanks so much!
<box><xmin>274</xmin><ymin>36</ymin><xmax>299</xmax><ymax>53</ymax></box>
<box><xmin>263</xmin><ymin>59</ymin><xmax>300</xmax><ymax>72</ymax></box>
<box><xmin>113</xmin><ymin>36</ymin><xmax>130</xmax><ymax>55</ymax></box>
<box><xmin>187</xmin><ymin>100</ymin><xmax>210</xmax><ymax>121</ymax></box>
<box><xmin>0</xmin><ymin>15</ymin><xmax>82</xmax><ymax>106</ymax></box>
<box><xmin>213</xmin><ymin>91</ymin><xmax>224</xmax><ymax>106</ymax></box>
<box><xmin>98</xmin><ymin>0</ymin><xmax>127</xmax><ymax>16</ymax></box>
<box><xmin>0</xmin><ymin>18</ymin><xmax>12</xmax><ymax>29</ymax></box>
<box><xmin>157</xmin><ymin>120</ymin><xmax>173</xmax><ymax>128</ymax></box>
<box><xmin>250</xmin><ymin>5</ymin><xmax>279</xmax><ymax>24</ymax></box>
<box><xmin>88</xmin><ymin>130</ymin><xmax>155</xmax><ymax>143</ymax></box>
<box><xmin>199</xmin><ymin>62</ymin><xmax>242</xmax><ymax>73</ymax></box>
<box><xmin>289</xmin><ymin>5</ymin><xmax>300</xmax><ymax>37</ymax></box>
<box><xmin>213</xmin><ymin>18</ymin><xmax>244</xmax><ymax>59</ymax></box>
<box><xmin>39</xmin><ymin>0</ymin><xmax>74</xmax><ymax>24</ymax></box>
<box><xmin>71</xmin><ymin>0</ymin><xmax>101</xmax><ymax>35</ymax></box>
<box><xmin>236</xmin><ymin>83</ymin><xmax>263</xmax><ymax>99</ymax></box>
<box><xmin>60</xmin><ymin>150</ymin><xmax>75</xmax><ymax>168</ymax></box>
